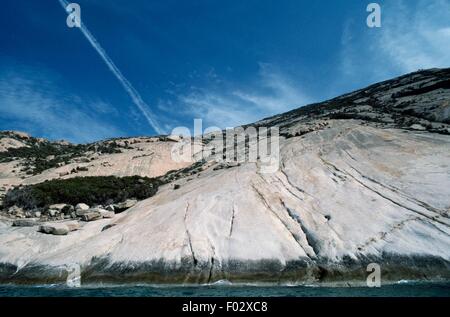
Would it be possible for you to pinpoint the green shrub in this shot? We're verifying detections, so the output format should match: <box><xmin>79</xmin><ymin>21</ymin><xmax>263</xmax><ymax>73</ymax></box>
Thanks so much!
<box><xmin>4</xmin><ymin>176</ymin><xmax>160</xmax><ymax>209</ymax></box>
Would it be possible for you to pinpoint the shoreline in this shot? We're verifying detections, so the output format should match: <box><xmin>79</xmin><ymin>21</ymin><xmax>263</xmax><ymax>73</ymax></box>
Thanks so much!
<box><xmin>1</xmin><ymin>278</ymin><xmax>450</xmax><ymax>288</ymax></box>
<box><xmin>1</xmin><ymin>280</ymin><xmax>449</xmax><ymax>298</ymax></box>
<box><xmin>1</xmin><ymin>255</ymin><xmax>449</xmax><ymax>286</ymax></box>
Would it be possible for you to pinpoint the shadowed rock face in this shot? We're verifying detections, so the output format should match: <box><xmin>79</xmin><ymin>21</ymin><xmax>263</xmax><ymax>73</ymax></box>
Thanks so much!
<box><xmin>0</xmin><ymin>68</ymin><xmax>449</xmax><ymax>285</ymax></box>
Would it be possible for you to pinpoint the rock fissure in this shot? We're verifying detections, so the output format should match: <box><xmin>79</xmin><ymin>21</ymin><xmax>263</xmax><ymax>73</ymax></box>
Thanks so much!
<box><xmin>319</xmin><ymin>156</ymin><xmax>449</xmax><ymax>227</ymax></box>
<box><xmin>250</xmin><ymin>183</ymin><xmax>312</xmax><ymax>259</ymax></box>
<box><xmin>229</xmin><ymin>204</ymin><xmax>236</xmax><ymax>238</ymax></box>
<box><xmin>279</xmin><ymin>199</ymin><xmax>318</xmax><ymax>258</ymax></box>
<box><xmin>183</xmin><ymin>203</ymin><xmax>198</xmax><ymax>266</ymax></box>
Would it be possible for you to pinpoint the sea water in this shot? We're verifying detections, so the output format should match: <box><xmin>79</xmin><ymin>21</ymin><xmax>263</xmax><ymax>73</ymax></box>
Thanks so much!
<box><xmin>0</xmin><ymin>281</ymin><xmax>449</xmax><ymax>297</ymax></box>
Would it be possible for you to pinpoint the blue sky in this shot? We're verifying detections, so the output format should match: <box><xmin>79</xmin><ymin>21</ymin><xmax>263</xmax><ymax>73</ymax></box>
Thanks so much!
<box><xmin>0</xmin><ymin>0</ymin><xmax>449</xmax><ymax>143</ymax></box>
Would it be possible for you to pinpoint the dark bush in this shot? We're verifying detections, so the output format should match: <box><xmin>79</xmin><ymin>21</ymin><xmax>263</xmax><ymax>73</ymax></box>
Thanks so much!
<box><xmin>4</xmin><ymin>176</ymin><xmax>161</xmax><ymax>210</ymax></box>
<box><xmin>0</xmin><ymin>141</ymin><xmax>123</xmax><ymax>175</ymax></box>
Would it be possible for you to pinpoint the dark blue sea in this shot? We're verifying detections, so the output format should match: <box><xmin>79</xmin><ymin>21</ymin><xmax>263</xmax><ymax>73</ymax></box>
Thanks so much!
<box><xmin>0</xmin><ymin>281</ymin><xmax>449</xmax><ymax>297</ymax></box>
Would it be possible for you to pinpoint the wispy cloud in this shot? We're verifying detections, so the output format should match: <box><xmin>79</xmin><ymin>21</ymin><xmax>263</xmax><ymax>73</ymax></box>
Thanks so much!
<box><xmin>162</xmin><ymin>64</ymin><xmax>311</xmax><ymax>129</ymax></box>
<box><xmin>378</xmin><ymin>0</ymin><xmax>450</xmax><ymax>73</ymax></box>
<box><xmin>0</xmin><ymin>67</ymin><xmax>123</xmax><ymax>143</ymax></box>
<box><xmin>58</xmin><ymin>0</ymin><xmax>164</xmax><ymax>134</ymax></box>
<box><xmin>338</xmin><ymin>0</ymin><xmax>450</xmax><ymax>87</ymax></box>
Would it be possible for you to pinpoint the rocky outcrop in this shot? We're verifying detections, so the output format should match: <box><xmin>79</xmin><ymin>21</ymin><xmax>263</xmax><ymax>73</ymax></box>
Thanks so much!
<box><xmin>257</xmin><ymin>68</ymin><xmax>450</xmax><ymax>136</ymax></box>
<box><xmin>12</xmin><ymin>219</ymin><xmax>39</xmax><ymax>227</ymax></box>
<box><xmin>0</xmin><ymin>68</ymin><xmax>449</xmax><ymax>285</ymax></box>
<box><xmin>80</xmin><ymin>212</ymin><xmax>102</xmax><ymax>222</ymax></box>
<box><xmin>112</xmin><ymin>199</ymin><xmax>137</xmax><ymax>213</ymax></box>
<box><xmin>75</xmin><ymin>203</ymin><xmax>90</xmax><ymax>211</ymax></box>
<box><xmin>38</xmin><ymin>221</ymin><xmax>80</xmax><ymax>236</ymax></box>
<box><xmin>75</xmin><ymin>206</ymin><xmax>115</xmax><ymax>221</ymax></box>
<box><xmin>0</xmin><ymin>133</ymin><xmax>195</xmax><ymax>188</ymax></box>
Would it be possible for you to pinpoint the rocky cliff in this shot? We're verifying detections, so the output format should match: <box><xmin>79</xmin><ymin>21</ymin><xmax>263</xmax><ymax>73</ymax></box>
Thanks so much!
<box><xmin>0</xmin><ymin>68</ymin><xmax>449</xmax><ymax>285</ymax></box>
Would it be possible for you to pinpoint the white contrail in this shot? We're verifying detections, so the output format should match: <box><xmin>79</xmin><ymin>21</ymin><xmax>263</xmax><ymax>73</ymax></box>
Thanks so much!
<box><xmin>58</xmin><ymin>0</ymin><xmax>164</xmax><ymax>134</ymax></box>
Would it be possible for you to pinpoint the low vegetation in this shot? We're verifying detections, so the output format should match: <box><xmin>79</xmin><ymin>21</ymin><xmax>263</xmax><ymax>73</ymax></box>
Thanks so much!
<box><xmin>161</xmin><ymin>159</ymin><xmax>206</xmax><ymax>183</ymax></box>
<box><xmin>3</xmin><ymin>176</ymin><xmax>161</xmax><ymax>210</ymax></box>
<box><xmin>0</xmin><ymin>140</ymin><xmax>123</xmax><ymax>175</ymax></box>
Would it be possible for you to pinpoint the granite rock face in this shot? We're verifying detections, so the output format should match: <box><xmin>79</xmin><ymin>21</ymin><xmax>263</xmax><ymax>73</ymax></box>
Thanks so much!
<box><xmin>0</xmin><ymin>68</ymin><xmax>449</xmax><ymax>285</ymax></box>
<box><xmin>255</xmin><ymin>68</ymin><xmax>450</xmax><ymax>136</ymax></box>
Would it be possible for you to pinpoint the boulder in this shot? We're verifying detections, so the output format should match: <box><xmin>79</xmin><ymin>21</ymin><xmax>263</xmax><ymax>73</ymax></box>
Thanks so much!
<box><xmin>48</xmin><ymin>204</ymin><xmax>67</xmax><ymax>211</ymax></box>
<box><xmin>100</xmin><ymin>210</ymin><xmax>115</xmax><ymax>219</ymax></box>
<box><xmin>59</xmin><ymin>171</ymin><xmax>69</xmax><ymax>177</ymax></box>
<box><xmin>113</xmin><ymin>199</ymin><xmax>137</xmax><ymax>212</ymax></box>
<box><xmin>33</xmin><ymin>211</ymin><xmax>41</xmax><ymax>218</ymax></box>
<box><xmin>48</xmin><ymin>209</ymin><xmax>59</xmax><ymax>217</ymax></box>
<box><xmin>90</xmin><ymin>207</ymin><xmax>107</xmax><ymax>213</ymax></box>
<box><xmin>105</xmin><ymin>205</ymin><xmax>115</xmax><ymax>212</ymax></box>
<box><xmin>75</xmin><ymin>203</ymin><xmax>89</xmax><ymax>211</ymax></box>
<box><xmin>410</xmin><ymin>124</ymin><xmax>426</xmax><ymax>131</ymax></box>
<box><xmin>38</xmin><ymin>225</ymin><xmax>55</xmax><ymax>234</ymax></box>
<box><xmin>52</xmin><ymin>226</ymin><xmax>69</xmax><ymax>235</ymax></box>
<box><xmin>75</xmin><ymin>209</ymin><xmax>91</xmax><ymax>217</ymax></box>
<box><xmin>81</xmin><ymin>207</ymin><xmax>115</xmax><ymax>220</ymax></box>
<box><xmin>81</xmin><ymin>212</ymin><xmax>102</xmax><ymax>222</ymax></box>
<box><xmin>12</xmin><ymin>219</ymin><xmax>39</xmax><ymax>227</ymax></box>
<box><xmin>38</xmin><ymin>224</ymin><xmax>69</xmax><ymax>235</ymax></box>
<box><xmin>8</xmin><ymin>206</ymin><xmax>23</xmax><ymax>216</ymax></box>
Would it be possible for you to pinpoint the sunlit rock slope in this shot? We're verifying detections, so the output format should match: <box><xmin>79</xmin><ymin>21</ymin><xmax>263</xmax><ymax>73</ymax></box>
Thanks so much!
<box><xmin>0</xmin><ymin>68</ymin><xmax>449</xmax><ymax>285</ymax></box>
